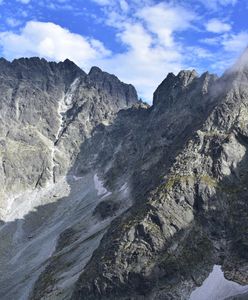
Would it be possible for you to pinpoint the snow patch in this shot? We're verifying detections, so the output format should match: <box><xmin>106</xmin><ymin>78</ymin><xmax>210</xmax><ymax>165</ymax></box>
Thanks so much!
<box><xmin>119</xmin><ymin>182</ymin><xmax>131</xmax><ymax>204</ymax></box>
<box><xmin>102</xmin><ymin>191</ymin><xmax>112</xmax><ymax>199</ymax></box>
<box><xmin>50</xmin><ymin>77</ymin><xmax>80</xmax><ymax>183</ymax></box>
<box><xmin>120</xmin><ymin>182</ymin><xmax>129</xmax><ymax>197</ymax></box>
<box><xmin>72</xmin><ymin>175</ymin><xmax>84</xmax><ymax>181</ymax></box>
<box><xmin>120</xmin><ymin>182</ymin><xmax>128</xmax><ymax>191</ymax></box>
<box><xmin>93</xmin><ymin>174</ymin><xmax>108</xmax><ymax>196</ymax></box>
<box><xmin>190</xmin><ymin>265</ymin><xmax>248</xmax><ymax>300</ymax></box>
<box><xmin>55</xmin><ymin>77</ymin><xmax>80</xmax><ymax>141</ymax></box>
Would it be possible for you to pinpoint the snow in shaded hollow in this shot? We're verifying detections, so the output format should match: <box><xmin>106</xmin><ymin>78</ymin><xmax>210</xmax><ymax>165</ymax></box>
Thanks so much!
<box><xmin>94</xmin><ymin>173</ymin><xmax>109</xmax><ymax>196</ymax></box>
<box><xmin>190</xmin><ymin>265</ymin><xmax>248</xmax><ymax>300</ymax></box>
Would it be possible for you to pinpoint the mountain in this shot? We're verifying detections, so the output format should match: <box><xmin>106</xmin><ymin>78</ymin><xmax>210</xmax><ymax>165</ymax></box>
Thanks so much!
<box><xmin>0</xmin><ymin>52</ymin><xmax>248</xmax><ymax>300</ymax></box>
<box><xmin>0</xmin><ymin>57</ymin><xmax>138</xmax><ymax>300</ymax></box>
<box><xmin>0</xmin><ymin>57</ymin><xmax>137</xmax><ymax>209</ymax></box>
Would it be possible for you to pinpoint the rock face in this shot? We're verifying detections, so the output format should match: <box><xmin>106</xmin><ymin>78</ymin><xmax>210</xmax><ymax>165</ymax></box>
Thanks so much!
<box><xmin>70</xmin><ymin>56</ymin><xmax>248</xmax><ymax>299</ymax></box>
<box><xmin>0</xmin><ymin>57</ymin><xmax>137</xmax><ymax>220</ymax></box>
<box><xmin>0</xmin><ymin>57</ymin><xmax>138</xmax><ymax>300</ymax></box>
<box><xmin>0</xmin><ymin>52</ymin><xmax>248</xmax><ymax>300</ymax></box>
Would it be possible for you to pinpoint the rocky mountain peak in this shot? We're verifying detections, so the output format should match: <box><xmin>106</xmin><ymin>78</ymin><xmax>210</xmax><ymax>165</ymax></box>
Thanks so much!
<box><xmin>58</xmin><ymin>58</ymin><xmax>85</xmax><ymax>76</ymax></box>
<box><xmin>88</xmin><ymin>65</ymin><xmax>103</xmax><ymax>76</ymax></box>
<box><xmin>88</xmin><ymin>65</ymin><xmax>138</xmax><ymax>107</ymax></box>
<box><xmin>177</xmin><ymin>69</ymin><xmax>198</xmax><ymax>86</ymax></box>
<box><xmin>0</xmin><ymin>57</ymin><xmax>85</xmax><ymax>88</ymax></box>
<box><xmin>0</xmin><ymin>57</ymin><xmax>9</xmax><ymax>66</ymax></box>
<box><xmin>153</xmin><ymin>69</ymin><xmax>216</xmax><ymax>109</ymax></box>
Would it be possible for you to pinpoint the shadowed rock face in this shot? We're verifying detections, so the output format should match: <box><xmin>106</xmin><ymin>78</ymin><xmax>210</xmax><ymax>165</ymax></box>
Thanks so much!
<box><xmin>70</xmin><ymin>53</ymin><xmax>248</xmax><ymax>299</ymax></box>
<box><xmin>0</xmin><ymin>51</ymin><xmax>248</xmax><ymax>300</ymax></box>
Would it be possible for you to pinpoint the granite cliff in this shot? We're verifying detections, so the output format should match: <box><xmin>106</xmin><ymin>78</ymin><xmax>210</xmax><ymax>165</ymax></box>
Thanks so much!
<box><xmin>0</xmin><ymin>51</ymin><xmax>248</xmax><ymax>300</ymax></box>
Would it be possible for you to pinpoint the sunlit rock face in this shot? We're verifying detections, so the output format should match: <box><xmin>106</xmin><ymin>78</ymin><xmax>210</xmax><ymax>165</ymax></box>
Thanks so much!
<box><xmin>1</xmin><ymin>50</ymin><xmax>248</xmax><ymax>300</ymax></box>
<box><xmin>0</xmin><ymin>57</ymin><xmax>137</xmax><ymax>221</ymax></box>
<box><xmin>0</xmin><ymin>57</ymin><xmax>138</xmax><ymax>300</ymax></box>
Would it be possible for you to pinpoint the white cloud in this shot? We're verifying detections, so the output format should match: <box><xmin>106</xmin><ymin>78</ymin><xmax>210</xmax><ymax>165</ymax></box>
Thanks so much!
<box><xmin>119</xmin><ymin>0</ymin><xmax>129</xmax><ymax>12</ymax></box>
<box><xmin>218</xmin><ymin>0</ymin><xmax>237</xmax><ymax>5</ymax></box>
<box><xmin>6</xmin><ymin>17</ymin><xmax>22</xmax><ymax>28</ymax></box>
<box><xmin>91</xmin><ymin>0</ymin><xmax>111</xmax><ymax>5</ymax></box>
<box><xmin>139</xmin><ymin>3</ymin><xmax>196</xmax><ymax>32</ymax></box>
<box><xmin>17</xmin><ymin>0</ymin><xmax>31</xmax><ymax>4</ymax></box>
<box><xmin>207</xmin><ymin>32</ymin><xmax>248</xmax><ymax>73</ymax></box>
<box><xmin>0</xmin><ymin>21</ymin><xmax>111</xmax><ymax>69</ymax></box>
<box><xmin>99</xmin><ymin>50</ymin><xmax>182</xmax><ymax>101</ymax></box>
<box><xmin>117</xmin><ymin>23</ymin><xmax>152</xmax><ymax>52</ymax></box>
<box><xmin>0</xmin><ymin>20</ymin><xmax>182</xmax><ymax>101</ymax></box>
<box><xmin>198</xmin><ymin>0</ymin><xmax>237</xmax><ymax>9</ymax></box>
<box><xmin>206</xmin><ymin>19</ymin><xmax>231</xmax><ymax>33</ymax></box>
<box><xmin>0</xmin><ymin>1</ymin><xmax>198</xmax><ymax>102</ymax></box>
<box><xmin>3</xmin><ymin>1</ymin><xmax>245</xmax><ymax>102</ymax></box>
<box><xmin>91</xmin><ymin>0</ymin><xmax>151</xmax><ymax>8</ymax></box>
<box><xmin>222</xmin><ymin>32</ymin><xmax>248</xmax><ymax>53</ymax></box>
<box><xmin>200</xmin><ymin>37</ymin><xmax>220</xmax><ymax>45</ymax></box>
<box><xmin>137</xmin><ymin>3</ymin><xmax>196</xmax><ymax>48</ymax></box>
<box><xmin>89</xmin><ymin>1</ymin><xmax>197</xmax><ymax>100</ymax></box>
<box><xmin>98</xmin><ymin>21</ymin><xmax>182</xmax><ymax>100</ymax></box>
<box><xmin>188</xmin><ymin>47</ymin><xmax>213</xmax><ymax>58</ymax></box>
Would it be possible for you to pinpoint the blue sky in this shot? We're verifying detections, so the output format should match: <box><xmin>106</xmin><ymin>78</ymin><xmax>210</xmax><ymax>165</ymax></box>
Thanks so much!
<box><xmin>0</xmin><ymin>0</ymin><xmax>247</xmax><ymax>101</ymax></box>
